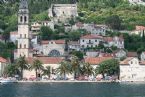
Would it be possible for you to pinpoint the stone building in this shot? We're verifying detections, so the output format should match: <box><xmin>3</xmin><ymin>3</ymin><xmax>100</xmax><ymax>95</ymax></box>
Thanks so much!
<box><xmin>48</xmin><ymin>4</ymin><xmax>78</xmax><ymax>23</ymax></box>
<box><xmin>120</xmin><ymin>57</ymin><xmax>145</xmax><ymax>81</ymax></box>
<box><xmin>17</xmin><ymin>0</ymin><xmax>30</xmax><ymax>58</ymax></box>
<box><xmin>40</xmin><ymin>40</ymin><xmax>65</xmax><ymax>57</ymax></box>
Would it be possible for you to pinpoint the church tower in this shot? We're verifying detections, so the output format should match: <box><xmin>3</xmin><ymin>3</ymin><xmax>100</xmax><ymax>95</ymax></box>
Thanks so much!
<box><xmin>17</xmin><ymin>0</ymin><xmax>29</xmax><ymax>58</ymax></box>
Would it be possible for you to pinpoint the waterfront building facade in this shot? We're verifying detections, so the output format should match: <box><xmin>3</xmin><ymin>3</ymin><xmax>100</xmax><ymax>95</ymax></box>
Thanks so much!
<box><xmin>120</xmin><ymin>57</ymin><xmax>145</xmax><ymax>81</ymax></box>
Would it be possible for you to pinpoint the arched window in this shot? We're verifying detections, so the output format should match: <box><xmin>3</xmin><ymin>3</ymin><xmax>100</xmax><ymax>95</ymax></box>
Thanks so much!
<box><xmin>49</xmin><ymin>50</ymin><xmax>61</xmax><ymax>57</ymax></box>
<box><xmin>24</xmin><ymin>16</ymin><xmax>27</xmax><ymax>22</ymax></box>
<box><xmin>20</xmin><ymin>16</ymin><xmax>23</xmax><ymax>22</ymax></box>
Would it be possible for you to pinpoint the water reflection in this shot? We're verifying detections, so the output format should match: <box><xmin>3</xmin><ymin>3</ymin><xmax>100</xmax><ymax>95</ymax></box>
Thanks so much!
<box><xmin>0</xmin><ymin>83</ymin><xmax>145</xmax><ymax>97</ymax></box>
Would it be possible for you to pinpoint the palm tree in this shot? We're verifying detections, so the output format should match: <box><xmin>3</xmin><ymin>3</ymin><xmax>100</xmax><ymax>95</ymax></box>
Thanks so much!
<box><xmin>30</xmin><ymin>59</ymin><xmax>44</xmax><ymax>79</ymax></box>
<box><xmin>70</xmin><ymin>55</ymin><xmax>81</xmax><ymax>79</ymax></box>
<box><xmin>56</xmin><ymin>61</ymin><xmax>71</xmax><ymax>80</ymax></box>
<box><xmin>4</xmin><ymin>64</ymin><xmax>19</xmax><ymax>77</ymax></box>
<box><xmin>16</xmin><ymin>56</ymin><xmax>29</xmax><ymax>79</ymax></box>
<box><xmin>42</xmin><ymin>66</ymin><xmax>51</xmax><ymax>79</ymax></box>
<box><xmin>83</xmin><ymin>63</ymin><xmax>94</xmax><ymax>77</ymax></box>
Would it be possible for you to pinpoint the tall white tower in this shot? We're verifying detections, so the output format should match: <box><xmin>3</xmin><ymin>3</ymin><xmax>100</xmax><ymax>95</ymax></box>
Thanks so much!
<box><xmin>17</xmin><ymin>0</ymin><xmax>29</xmax><ymax>58</ymax></box>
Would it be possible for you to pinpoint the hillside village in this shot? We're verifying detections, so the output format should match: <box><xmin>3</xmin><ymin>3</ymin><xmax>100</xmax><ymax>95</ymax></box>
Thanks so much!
<box><xmin>1</xmin><ymin>0</ymin><xmax>145</xmax><ymax>82</ymax></box>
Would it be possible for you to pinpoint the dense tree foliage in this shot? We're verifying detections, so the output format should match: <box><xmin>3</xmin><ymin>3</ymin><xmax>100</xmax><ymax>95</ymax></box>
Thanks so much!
<box><xmin>96</xmin><ymin>59</ymin><xmax>120</xmax><ymax>77</ymax></box>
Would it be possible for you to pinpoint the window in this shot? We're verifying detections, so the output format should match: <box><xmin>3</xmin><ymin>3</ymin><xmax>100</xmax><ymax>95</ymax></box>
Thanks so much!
<box><xmin>131</xmin><ymin>61</ymin><xmax>133</xmax><ymax>64</ymax></box>
<box><xmin>82</xmin><ymin>40</ymin><xmax>84</xmax><ymax>42</ymax></box>
<box><xmin>24</xmin><ymin>16</ymin><xmax>27</xmax><ymax>22</ymax></box>
<box><xmin>24</xmin><ymin>44</ymin><xmax>26</xmax><ymax>48</ymax></box>
<box><xmin>20</xmin><ymin>34</ymin><xmax>22</xmax><ymax>38</ymax></box>
<box><xmin>25</xmin><ymin>34</ymin><xmax>26</xmax><ymax>38</ymax></box>
<box><xmin>48</xmin><ymin>50</ymin><xmax>61</xmax><ymax>57</ymax></box>
<box><xmin>20</xmin><ymin>16</ymin><xmax>23</xmax><ymax>22</ymax></box>
<box><xmin>82</xmin><ymin>45</ymin><xmax>84</xmax><ymax>48</ymax></box>
<box><xmin>20</xmin><ymin>44</ymin><xmax>22</xmax><ymax>48</ymax></box>
<box><xmin>95</xmin><ymin>40</ymin><xmax>97</xmax><ymax>42</ymax></box>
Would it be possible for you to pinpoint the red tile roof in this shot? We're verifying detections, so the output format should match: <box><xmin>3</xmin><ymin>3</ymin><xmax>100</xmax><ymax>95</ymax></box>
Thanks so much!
<box><xmin>81</xmin><ymin>34</ymin><xmax>103</xmax><ymax>39</ymax></box>
<box><xmin>136</xmin><ymin>26</ymin><xmax>145</xmax><ymax>30</ymax></box>
<box><xmin>85</xmin><ymin>57</ymin><xmax>113</xmax><ymax>65</ymax></box>
<box><xmin>104</xmin><ymin>37</ymin><xmax>113</xmax><ymax>42</ymax></box>
<box><xmin>41</xmin><ymin>40</ymin><xmax>65</xmax><ymax>44</ymax></box>
<box><xmin>0</xmin><ymin>57</ymin><xmax>7</xmax><ymax>63</ymax></box>
<box><xmin>127</xmin><ymin>52</ymin><xmax>138</xmax><ymax>57</ymax></box>
<box><xmin>120</xmin><ymin>57</ymin><xmax>134</xmax><ymax>65</ymax></box>
<box><xmin>100</xmin><ymin>53</ymin><xmax>114</xmax><ymax>57</ymax></box>
<box><xmin>10</xmin><ymin>31</ymin><xmax>18</xmax><ymax>35</ymax></box>
<box><xmin>26</xmin><ymin>57</ymin><xmax>63</xmax><ymax>64</ymax></box>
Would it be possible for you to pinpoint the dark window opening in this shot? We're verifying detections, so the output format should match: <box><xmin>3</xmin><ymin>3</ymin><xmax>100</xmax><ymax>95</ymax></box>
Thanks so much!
<box><xmin>20</xmin><ymin>16</ymin><xmax>23</xmax><ymax>22</ymax></box>
<box><xmin>24</xmin><ymin>16</ymin><xmax>27</xmax><ymax>22</ymax></box>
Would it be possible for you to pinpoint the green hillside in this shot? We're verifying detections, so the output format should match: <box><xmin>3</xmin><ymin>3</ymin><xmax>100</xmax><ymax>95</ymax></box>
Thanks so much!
<box><xmin>1</xmin><ymin>0</ymin><xmax>145</xmax><ymax>33</ymax></box>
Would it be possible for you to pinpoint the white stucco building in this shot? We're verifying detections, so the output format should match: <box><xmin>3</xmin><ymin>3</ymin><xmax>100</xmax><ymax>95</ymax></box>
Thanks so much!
<box><xmin>141</xmin><ymin>52</ymin><xmax>145</xmax><ymax>61</ymax></box>
<box><xmin>130</xmin><ymin>26</ymin><xmax>145</xmax><ymax>37</ymax></box>
<box><xmin>68</xmin><ymin>41</ymin><xmax>80</xmax><ymax>51</ymax></box>
<box><xmin>0</xmin><ymin>57</ymin><xmax>7</xmax><ymax>77</ymax></box>
<box><xmin>120</xmin><ymin>57</ymin><xmax>145</xmax><ymax>81</ymax></box>
<box><xmin>104</xmin><ymin>36</ymin><xmax>124</xmax><ymax>49</ymax></box>
<box><xmin>80</xmin><ymin>34</ymin><xmax>103</xmax><ymax>48</ymax></box>
<box><xmin>31</xmin><ymin>21</ymin><xmax>54</xmax><ymax>32</ymax></box>
<box><xmin>41</xmin><ymin>40</ymin><xmax>65</xmax><ymax>57</ymax></box>
<box><xmin>23</xmin><ymin>57</ymin><xmax>64</xmax><ymax>79</ymax></box>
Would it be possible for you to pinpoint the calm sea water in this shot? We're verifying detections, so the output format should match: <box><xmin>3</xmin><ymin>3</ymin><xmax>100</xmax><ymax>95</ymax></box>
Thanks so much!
<box><xmin>0</xmin><ymin>82</ymin><xmax>145</xmax><ymax>97</ymax></box>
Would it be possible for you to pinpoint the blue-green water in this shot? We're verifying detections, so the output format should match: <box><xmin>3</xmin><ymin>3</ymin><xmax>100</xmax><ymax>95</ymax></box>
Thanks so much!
<box><xmin>0</xmin><ymin>82</ymin><xmax>145</xmax><ymax>97</ymax></box>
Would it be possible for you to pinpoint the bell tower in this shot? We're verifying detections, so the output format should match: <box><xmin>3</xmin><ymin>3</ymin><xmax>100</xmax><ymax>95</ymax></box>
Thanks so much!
<box><xmin>17</xmin><ymin>0</ymin><xmax>29</xmax><ymax>58</ymax></box>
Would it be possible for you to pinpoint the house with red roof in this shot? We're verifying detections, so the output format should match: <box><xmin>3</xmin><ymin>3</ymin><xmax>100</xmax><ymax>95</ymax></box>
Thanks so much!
<box><xmin>23</xmin><ymin>57</ymin><xmax>64</xmax><ymax>79</ymax></box>
<box><xmin>31</xmin><ymin>21</ymin><xmax>54</xmax><ymax>32</ymax></box>
<box><xmin>120</xmin><ymin>57</ymin><xmax>145</xmax><ymax>81</ymax></box>
<box><xmin>80</xmin><ymin>34</ymin><xmax>103</xmax><ymax>49</ymax></box>
<box><xmin>84</xmin><ymin>57</ymin><xmax>113</xmax><ymax>69</ymax></box>
<box><xmin>130</xmin><ymin>25</ymin><xmax>145</xmax><ymax>37</ymax></box>
<box><xmin>103</xmin><ymin>36</ymin><xmax>124</xmax><ymax>49</ymax></box>
<box><xmin>72</xmin><ymin>23</ymin><xmax>107</xmax><ymax>36</ymax></box>
<box><xmin>0</xmin><ymin>57</ymin><xmax>8</xmax><ymax>77</ymax></box>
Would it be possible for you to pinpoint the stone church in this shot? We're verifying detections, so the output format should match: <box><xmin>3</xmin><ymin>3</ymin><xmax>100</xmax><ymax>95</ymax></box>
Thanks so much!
<box><xmin>15</xmin><ymin>0</ymin><xmax>66</xmax><ymax>59</ymax></box>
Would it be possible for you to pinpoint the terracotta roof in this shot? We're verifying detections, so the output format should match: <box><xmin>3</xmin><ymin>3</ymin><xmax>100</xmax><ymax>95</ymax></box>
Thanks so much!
<box><xmin>26</xmin><ymin>57</ymin><xmax>63</xmax><ymax>64</ymax></box>
<box><xmin>127</xmin><ymin>52</ymin><xmax>138</xmax><ymax>57</ymax></box>
<box><xmin>120</xmin><ymin>57</ymin><xmax>134</xmax><ymax>65</ymax></box>
<box><xmin>0</xmin><ymin>57</ymin><xmax>7</xmax><ymax>63</ymax></box>
<box><xmin>100</xmin><ymin>53</ymin><xmax>114</xmax><ymax>57</ymax></box>
<box><xmin>81</xmin><ymin>34</ymin><xmax>103</xmax><ymax>39</ymax></box>
<box><xmin>41</xmin><ymin>40</ymin><xmax>65</xmax><ymax>44</ymax></box>
<box><xmin>10</xmin><ymin>31</ymin><xmax>18</xmax><ymax>35</ymax></box>
<box><xmin>136</xmin><ymin>26</ymin><xmax>145</xmax><ymax>30</ymax></box>
<box><xmin>85</xmin><ymin>57</ymin><xmax>113</xmax><ymax>65</ymax></box>
<box><xmin>104</xmin><ymin>37</ymin><xmax>113</xmax><ymax>42</ymax></box>
<box><xmin>140</xmin><ymin>61</ymin><xmax>145</xmax><ymax>65</ymax></box>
